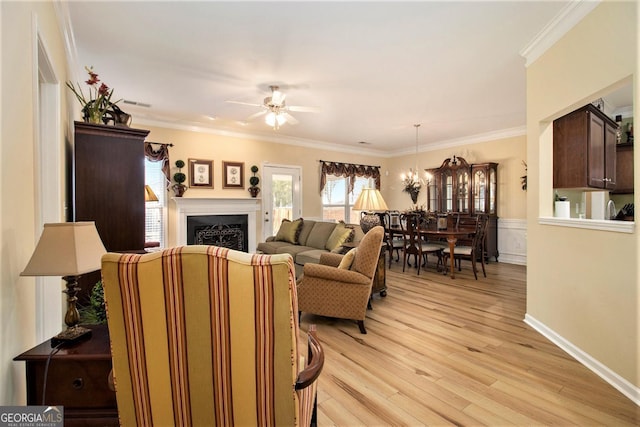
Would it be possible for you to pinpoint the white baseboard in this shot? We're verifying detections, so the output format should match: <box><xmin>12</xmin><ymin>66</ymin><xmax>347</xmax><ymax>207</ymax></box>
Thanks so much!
<box><xmin>524</xmin><ymin>314</ymin><xmax>640</xmax><ymax>406</ymax></box>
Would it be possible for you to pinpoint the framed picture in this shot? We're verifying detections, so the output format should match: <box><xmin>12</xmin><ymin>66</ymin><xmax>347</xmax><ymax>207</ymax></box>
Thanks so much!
<box><xmin>223</xmin><ymin>161</ymin><xmax>244</xmax><ymax>189</ymax></box>
<box><xmin>189</xmin><ymin>158</ymin><xmax>213</xmax><ymax>188</ymax></box>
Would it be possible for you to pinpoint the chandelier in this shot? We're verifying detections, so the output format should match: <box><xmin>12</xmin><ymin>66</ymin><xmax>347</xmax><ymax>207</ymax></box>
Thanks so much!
<box><xmin>400</xmin><ymin>124</ymin><xmax>424</xmax><ymax>203</ymax></box>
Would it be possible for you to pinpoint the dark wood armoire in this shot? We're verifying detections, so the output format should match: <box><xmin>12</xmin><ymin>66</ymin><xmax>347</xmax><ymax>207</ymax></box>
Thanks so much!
<box><xmin>73</xmin><ymin>121</ymin><xmax>149</xmax><ymax>299</ymax></box>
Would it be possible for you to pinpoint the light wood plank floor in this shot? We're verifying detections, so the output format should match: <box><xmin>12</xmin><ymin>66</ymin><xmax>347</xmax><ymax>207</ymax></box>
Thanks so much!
<box><xmin>299</xmin><ymin>259</ymin><xmax>639</xmax><ymax>426</ymax></box>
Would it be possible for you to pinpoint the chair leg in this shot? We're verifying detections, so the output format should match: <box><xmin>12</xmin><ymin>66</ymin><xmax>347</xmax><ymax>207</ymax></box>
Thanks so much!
<box><xmin>357</xmin><ymin>320</ymin><xmax>367</xmax><ymax>334</ymax></box>
<box><xmin>471</xmin><ymin>257</ymin><xmax>478</xmax><ymax>280</ymax></box>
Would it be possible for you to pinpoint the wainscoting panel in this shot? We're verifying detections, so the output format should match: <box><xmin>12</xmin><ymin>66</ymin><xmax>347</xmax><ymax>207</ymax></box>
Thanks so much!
<box><xmin>497</xmin><ymin>218</ymin><xmax>527</xmax><ymax>265</ymax></box>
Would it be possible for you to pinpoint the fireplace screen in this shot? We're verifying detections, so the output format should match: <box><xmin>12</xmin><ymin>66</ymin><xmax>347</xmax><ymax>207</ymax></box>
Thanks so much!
<box><xmin>187</xmin><ymin>214</ymin><xmax>248</xmax><ymax>252</ymax></box>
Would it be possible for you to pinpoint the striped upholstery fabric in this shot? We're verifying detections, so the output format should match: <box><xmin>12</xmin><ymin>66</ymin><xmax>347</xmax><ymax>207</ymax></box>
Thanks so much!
<box><xmin>102</xmin><ymin>245</ymin><xmax>317</xmax><ymax>426</ymax></box>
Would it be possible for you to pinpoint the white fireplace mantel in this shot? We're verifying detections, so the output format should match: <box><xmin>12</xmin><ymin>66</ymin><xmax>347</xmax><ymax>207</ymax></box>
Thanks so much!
<box><xmin>173</xmin><ymin>197</ymin><xmax>260</xmax><ymax>252</ymax></box>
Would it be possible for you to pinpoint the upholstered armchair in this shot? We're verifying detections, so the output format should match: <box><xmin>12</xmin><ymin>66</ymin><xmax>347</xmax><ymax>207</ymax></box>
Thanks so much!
<box><xmin>297</xmin><ymin>226</ymin><xmax>384</xmax><ymax>334</ymax></box>
<box><xmin>101</xmin><ymin>246</ymin><xmax>323</xmax><ymax>427</ymax></box>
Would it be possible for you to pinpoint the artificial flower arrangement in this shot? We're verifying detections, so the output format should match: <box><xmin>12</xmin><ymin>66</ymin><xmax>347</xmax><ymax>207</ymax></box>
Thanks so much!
<box><xmin>66</xmin><ymin>66</ymin><xmax>120</xmax><ymax>124</ymax></box>
<box><xmin>401</xmin><ymin>170</ymin><xmax>421</xmax><ymax>203</ymax></box>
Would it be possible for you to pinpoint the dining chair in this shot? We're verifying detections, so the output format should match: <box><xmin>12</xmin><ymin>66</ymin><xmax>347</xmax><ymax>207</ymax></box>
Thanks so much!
<box><xmin>380</xmin><ymin>211</ymin><xmax>404</xmax><ymax>268</ymax></box>
<box><xmin>442</xmin><ymin>214</ymin><xmax>488</xmax><ymax>279</ymax></box>
<box><xmin>400</xmin><ymin>212</ymin><xmax>443</xmax><ymax>275</ymax></box>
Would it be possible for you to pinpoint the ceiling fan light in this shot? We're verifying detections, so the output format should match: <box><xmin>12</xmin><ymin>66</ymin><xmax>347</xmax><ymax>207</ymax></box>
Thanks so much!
<box><xmin>265</xmin><ymin>112</ymin><xmax>276</xmax><ymax>127</ymax></box>
<box><xmin>265</xmin><ymin>111</ymin><xmax>287</xmax><ymax>128</ymax></box>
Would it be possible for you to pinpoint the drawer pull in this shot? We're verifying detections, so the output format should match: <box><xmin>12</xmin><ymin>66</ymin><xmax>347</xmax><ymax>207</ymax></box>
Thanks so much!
<box><xmin>72</xmin><ymin>377</ymin><xmax>84</xmax><ymax>390</ymax></box>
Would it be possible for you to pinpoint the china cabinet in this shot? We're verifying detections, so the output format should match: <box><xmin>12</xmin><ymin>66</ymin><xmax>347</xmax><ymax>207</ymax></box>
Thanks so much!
<box><xmin>425</xmin><ymin>157</ymin><xmax>499</xmax><ymax>261</ymax></box>
<box><xmin>553</xmin><ymin>103</ymin><xmax>618</xmax><ymax>190</ymax></box>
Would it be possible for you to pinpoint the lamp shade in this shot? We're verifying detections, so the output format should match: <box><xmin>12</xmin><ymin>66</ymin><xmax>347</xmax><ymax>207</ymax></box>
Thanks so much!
<box><xmin>21</xmin><ymin>222</ymin><xmax>106</xmax><ymax>277</ymax></box>
<box><xmin>353</xmin><ymin>188</ymin><xmax>389</xmax><ymax>211</ymax></box>
<box><xmin>144</xmin><ymin>184</ymin><xmax>159</xmax><ymax>202</ymax></box>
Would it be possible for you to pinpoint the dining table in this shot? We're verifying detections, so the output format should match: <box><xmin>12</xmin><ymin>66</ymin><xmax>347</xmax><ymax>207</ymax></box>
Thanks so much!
<box><xmin>419</xmin><ymin>227</ymin><xmax>476</xmax><ymax>279</ymax></box>
<box><xmin>387</xmin><ymin>225</ymin><xmax>476</xmax><ymax>279</ymax></box>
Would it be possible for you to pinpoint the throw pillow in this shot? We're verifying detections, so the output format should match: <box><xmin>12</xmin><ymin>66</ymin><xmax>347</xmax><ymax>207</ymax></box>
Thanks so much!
<box><xmin>274</xmin><ymin>218</ymin><xmax>303</xmax><ymax>244</ymax></box>
<box><xmin>325</xmin><ymin>222</ymin><xmax>354</xmax><ymax>251</ymax></box>
<box><xmin>338</xmin><ymin>248</ymin><xmax>357</xmax><ymax>269</ymax></box>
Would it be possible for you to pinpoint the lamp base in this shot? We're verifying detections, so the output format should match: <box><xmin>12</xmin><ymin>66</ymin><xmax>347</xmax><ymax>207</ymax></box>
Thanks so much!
<box><xmin>51</xmin><ymin>325</ymin><xmax>92</xmax><ymax>347</ymax></box>
<box><xmin>360</xmin><ymin>213</ymin><xmax>382</xmax><ymax>234</ymax></box>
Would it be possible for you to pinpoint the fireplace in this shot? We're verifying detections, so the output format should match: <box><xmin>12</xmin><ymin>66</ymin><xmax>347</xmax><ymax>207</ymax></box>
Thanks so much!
<box><xmin>187</xmin><ymin>214</ymin><xmax>248</xmax><ymax>251</ymax></box>
<box><xmin>173</xmin><ymin>198</ymin><xmax>260</xmax><ymax>253</ymax></box>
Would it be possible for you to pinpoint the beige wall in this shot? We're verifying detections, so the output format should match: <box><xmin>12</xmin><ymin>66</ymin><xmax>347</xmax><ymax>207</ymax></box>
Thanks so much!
<box><xmin>1</xmin><ymin>1</ymin><xmax>71</xmax><ymax>404</ymax></box>
<box><xmin>384</xmin><ymin>134</ymin><xmax>527</xmax><ymax>219</ymax></box>
<box><xmin>526</xmin><ymin>1</ymin><xmax>638</xmax><ymax>388</ymax></box>
<box><xmin>144</xmin><ymin>125</ymin><xmax>389</xmax><ymax>244</ymax></box>
<box><xmin>145</xmin><ymin>125</ymin><xmax>526</xmax><ymax>247</ymax></box>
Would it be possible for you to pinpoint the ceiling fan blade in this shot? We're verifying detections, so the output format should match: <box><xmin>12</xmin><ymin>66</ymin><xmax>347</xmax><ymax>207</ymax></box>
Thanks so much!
<box><xmin>287</xmin><ymin>105</ymin><xmax>320</xmax><ymax>113</ymax></box>
<box><xmin>247</xmin><ymin>110</ymin><xmax>267</xmax><ymax>121</ymax></box>
<box><xmin>282</xmin><ymin>112</ymin><xmax>299</xmax><ymax>125</ymax></box>
<box><xmin>227</xmin><ymin>100</ymin><xmax>263</xmax><ymax>107</ymax></box>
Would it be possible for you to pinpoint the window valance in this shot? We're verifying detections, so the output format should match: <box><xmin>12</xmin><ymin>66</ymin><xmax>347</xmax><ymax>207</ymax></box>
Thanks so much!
<box><xmin>144</xmin><ymin>142</ymin><xmax>172</xmax><ymax>189</ymax></box>
<box><xmin>319</xmin><ymin>160</ymin><xmax>381</xmax><ymax>193</ymax></box>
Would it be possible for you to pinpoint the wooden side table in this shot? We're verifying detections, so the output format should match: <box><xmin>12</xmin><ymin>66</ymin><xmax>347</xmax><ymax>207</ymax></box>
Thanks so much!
<box><xmin>14</xmin><ymin>325</ymin><xmax>118</xmax><ymax>426</ymax></box>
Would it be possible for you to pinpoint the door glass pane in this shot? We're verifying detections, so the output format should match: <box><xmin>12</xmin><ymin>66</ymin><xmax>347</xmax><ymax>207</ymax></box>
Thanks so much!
<box><xmin>489</xmin><ymin>169</ymin><xmax>496</xmax><ymax>214</ymax></box>
<box><xmin>474</xmin><ymin>170</ymin><xmax>486</xmax><ymax>213</ymax></box>
<box><xmin>271</xmin><ymin>174</ymin><xmax>293</xmax><ymax>236</ymax></box>
<box><xmin>444</xmin><ymin>171</ymin><xmax>453</xmax><ymax>212</ymax></box>
<box><xmin>457</xmin><ymin>171</ymin><xmax>469</xmax><ymax>213</ymax></box>
<box><xmin>428</xmin><ymin>179</ymin><xmax>437</xmax><ymax>212</ymax></box>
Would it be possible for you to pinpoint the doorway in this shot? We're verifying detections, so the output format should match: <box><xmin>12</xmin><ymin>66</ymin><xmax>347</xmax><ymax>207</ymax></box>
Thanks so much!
<box><xmin>261</xmin><ymin>165</ymin><xmax>302</xmax><ymax>240</ymax></box>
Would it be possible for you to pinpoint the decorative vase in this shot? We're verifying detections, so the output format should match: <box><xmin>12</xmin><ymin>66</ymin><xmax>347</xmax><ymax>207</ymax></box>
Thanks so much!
<box><xmin>248</xmin><ymin>186</ymin><xmax>260</xmax><ymax>198</ymax></box>
<box><xmin>409</xmin><ymin>189</ymin><xmax>419</xmax><ymax>204</ymax></box>
<box><xmin>172</xmin><ymin>184</ymin><xmax>187</xmax><ymax>197</ymax></box>
<box><xmin>85</xmin><ymin>110</ymin><xmax>103</xmax><ymax>124</ymax></box>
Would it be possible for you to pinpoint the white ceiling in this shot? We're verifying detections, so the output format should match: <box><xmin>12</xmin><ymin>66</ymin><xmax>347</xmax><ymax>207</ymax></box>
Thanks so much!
<box><xmin>63</xmin><ymin>1</ymin><xmax>627</xmax><ymax>156</ymax></box>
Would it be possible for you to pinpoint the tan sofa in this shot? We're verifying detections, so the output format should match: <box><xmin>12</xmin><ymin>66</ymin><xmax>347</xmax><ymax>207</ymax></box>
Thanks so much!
<box><xmin>257</xmin><ymin>218</ymin><xmax>364</xmax><ymax>277</ymax></box>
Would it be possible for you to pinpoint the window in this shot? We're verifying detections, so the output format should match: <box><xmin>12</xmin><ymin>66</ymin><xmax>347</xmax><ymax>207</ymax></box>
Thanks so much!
<box><xmin>322</xmin><ymin>175</ymin><xmax>372</xmax><ymax>223</ymax></box>
<box><xmin>145</xmin><ymin>158</ymin><xmax>166</xmax><ymax>248</ymax></box>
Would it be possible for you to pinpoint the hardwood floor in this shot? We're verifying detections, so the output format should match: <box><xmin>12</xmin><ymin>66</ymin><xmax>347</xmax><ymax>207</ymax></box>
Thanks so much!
<box><xmin>299</xmin><ymin>259</ymin><xmax>639</xmax><ymax>426</ymax></box>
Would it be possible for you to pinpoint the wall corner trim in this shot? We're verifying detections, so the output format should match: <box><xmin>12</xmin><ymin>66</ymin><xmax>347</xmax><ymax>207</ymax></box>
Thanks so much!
<box><xmin>524</xmin><ymin>314</ymin><xmax>639</xmax><ymax>405</ymax></box>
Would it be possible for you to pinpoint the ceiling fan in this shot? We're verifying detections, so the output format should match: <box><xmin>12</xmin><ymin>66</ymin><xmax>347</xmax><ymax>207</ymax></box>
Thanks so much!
<box><xmin>227</xmin><ymin>85</ymin><xmax>319</xmax><ymax>129</ymax></box>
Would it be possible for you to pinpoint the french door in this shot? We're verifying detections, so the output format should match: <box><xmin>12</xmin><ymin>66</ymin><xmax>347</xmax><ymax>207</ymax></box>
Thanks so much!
<box><xmin>262</xmin><ymin>165</ymin><xmax>302</xmax><ymax>240</ymax></box>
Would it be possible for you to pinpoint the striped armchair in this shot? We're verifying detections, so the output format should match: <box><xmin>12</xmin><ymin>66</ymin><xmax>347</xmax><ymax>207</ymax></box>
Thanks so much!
<box><xmin>101</xmin><ymin>245</ymin><xmax>323</xmax><ymax>427</ymax></box>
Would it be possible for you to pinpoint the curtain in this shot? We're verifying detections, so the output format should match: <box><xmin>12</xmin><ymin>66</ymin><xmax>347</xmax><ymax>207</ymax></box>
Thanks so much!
<box><xmin>144</xmin><ymin>142</ymin><xmax>171</xmax><ymax>189</ymax></box>
<box><xmin>320</xmin><ymin>161</ymin><xmax>381</xmax><ymax>193</ymax></box>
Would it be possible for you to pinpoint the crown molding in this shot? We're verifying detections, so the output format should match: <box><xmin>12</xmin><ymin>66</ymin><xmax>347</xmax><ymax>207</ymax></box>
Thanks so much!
<box><xmin>520</xmin><ymin>0</ymin><xmax>601</xmax><ymax>67</ymax></box>
<box><xmin>389</xmin><ymin>126</ymin><xmax>527</xmax><ymax>157</ymax></box>
<box><xmin>133</xmin><ymin>117</ymin><xmax>391</xmax><ymax>158</ymax></box>
<box><xmin>136</xmin><ymin>116</ymin><xmax>527</xmax><ymax>159</ymax></box>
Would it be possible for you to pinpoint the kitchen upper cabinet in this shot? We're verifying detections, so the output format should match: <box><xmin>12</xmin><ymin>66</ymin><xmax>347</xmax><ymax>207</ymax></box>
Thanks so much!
<box><xmin>613</xmin><ymin>142</ymin><xmax>634</xmax><ymax>194</ymax></box>
<box><xmin>553</xmin><ymin>103</ymin><xmax>618</xmax><ymax>190</ymax></box>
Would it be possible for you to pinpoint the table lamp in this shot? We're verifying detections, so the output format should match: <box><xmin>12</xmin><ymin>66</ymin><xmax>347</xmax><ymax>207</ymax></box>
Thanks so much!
<box><xmin>21</xmin><ymin>222</ymin><xmax>106</xmax><ymax>345</ymax></box>
<box><xmin>144</xmin><ymin>184</ymin><xmax>159</xmax><ymax>202</ymax></box>
<box><xmin>353</xmin><ymin>188</ymin><xmax>388</xmax><ymax>233</ymax></box>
